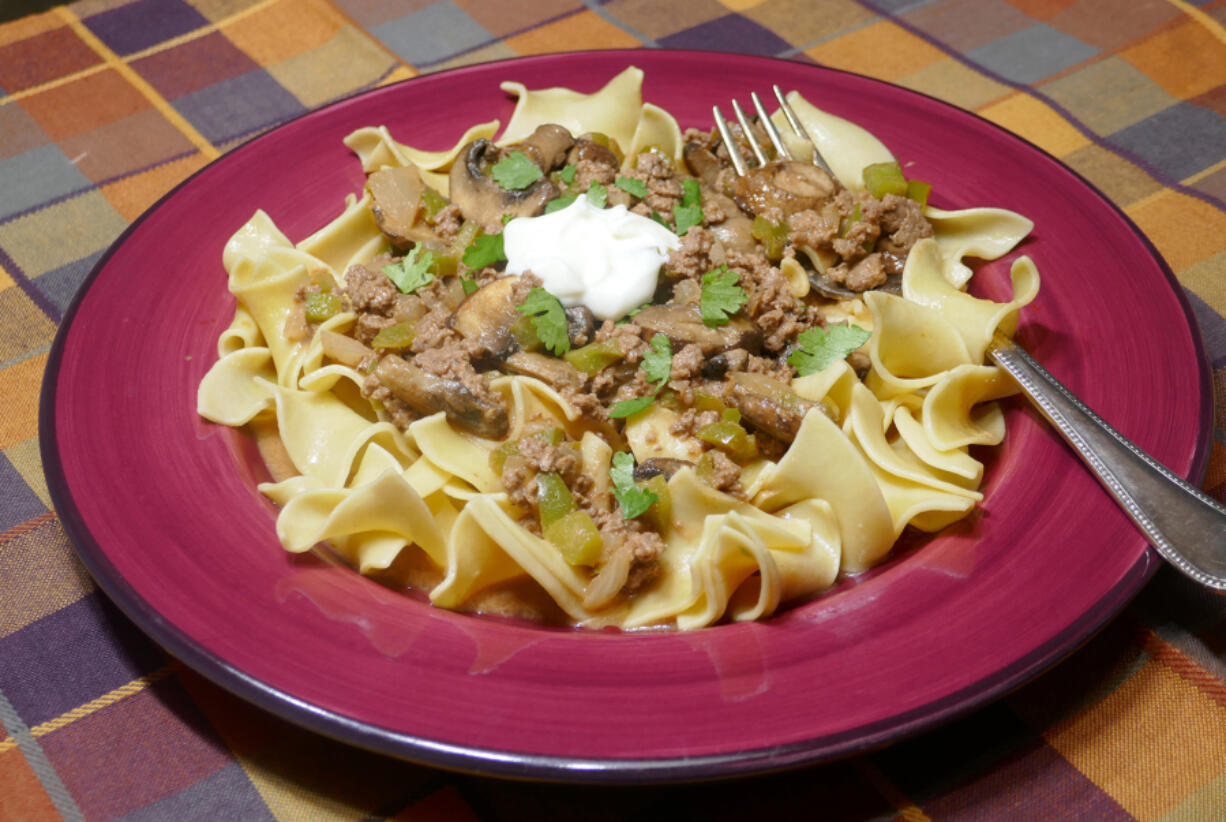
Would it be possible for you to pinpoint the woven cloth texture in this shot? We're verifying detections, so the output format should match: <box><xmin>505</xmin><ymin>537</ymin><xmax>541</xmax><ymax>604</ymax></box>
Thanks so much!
<box><xmin>2</xmin><ymin>0</ymin><xmax>1226</xmax><ymax>819</ymax></box>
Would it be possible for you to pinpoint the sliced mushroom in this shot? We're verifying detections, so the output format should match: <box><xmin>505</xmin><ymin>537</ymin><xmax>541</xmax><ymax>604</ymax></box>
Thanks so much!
<box><xmin>564</xmin><ymin>305</ymin><xmax>596</xmax><ymax>347</ymax></box>
<box><xmin>683</xmin><ymin>141</ymin><xmax>723</xmax><ymax>186</ymax></box>
<box><xmin>700</xmin><ymin>348</ymin><xmax>750</xmax><ymax>380</ymax></box>
<box><xmin>367</xmin><ymin>165</ymin><xmax>441</xmax><ymax>249</ymax></box>
<box><xmin>449</xmin><ymin>139</ymin><xmax>559</xmax><ymax>230</ymax></box>
<box><xmin>374</xmin><ymin>354</ymin><xmax>508</xmax><ymax>439</ymax></box>
<box><xmin>449</xmin><ymin>275</ymin><xmax>525</xmax><ymax>360</ymax></box>
<box><xmin>732</xmin><ymin>161</ymin><xmax>838</xmax><ymax>218</ymax></box>
<box><xmin>633</xmin><ymin>457</ymin><xmax>693</xmax><ymax>482</ymax></box>
<box><xmin>633</xmin><ymin>302</ymin><xmax>761</xmax><ymax>355</ymax></box>
<box><xmin>519</xmin><ymin>124</ymin><xmax>575</xmax><ymax>172</ymax></box>
<box><xmin>808</xmin><ymin>268</ymin><xmax>901</xmax><ymax>299</ymax></box>
<box><xmin>727</xmin><ymin>371</ymin><xmax>818</xmax><ymax>443</ymax></box>
<box><xmin>502</xmin><ymin>351</ymin><xmax>586</xmax><ymax>391</ymax></box>
<box><xmin>568</xmin><ymin>133</ymin><xmax>622</xmax><ymax>169</ymax></box>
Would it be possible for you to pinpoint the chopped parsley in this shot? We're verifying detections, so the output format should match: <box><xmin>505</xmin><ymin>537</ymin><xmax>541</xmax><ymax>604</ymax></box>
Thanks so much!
<box><xmin>382</xmin><ymin>246</ymin><xmax>435</xmax><ymax>293</ymax></box>
<box><xmin>673</xmin><ymin>178</ymin><xmax>704</xmax><ymax>235</ymax></box>
<box><xmin>516</xmin><ymin>287</ymin><xmax>571</xmax><ymax>355</ymax></box>
<box><xmin>557</xmin><ymin>163</ymin><xmax>577</xmax><ymax>185</ymax></box>
<box><xmin>545</xmin><ymin>194</ymin><xmax>577</xmax><ymax>214</ymax></box>
<box><xmin>615</xmin><ymin>176</ymin><xmax>649</xmax><ymax>198</ymax></box>
<box><xmin>586</xmin><ymin>182</ymin><xmax>608</xmax><ymax>208</ymax></box>
<box><xmin>788</xmin><ymin>324</ymin><xmax>872</xmax><ymax>376</ymax></box>
<box><xmin>491</xmin><ymin>152</ymin><xmax>543</xmax><ymax>190</ymax></box>
<box><xmin>609</xmin><ymin>451</ymin><xmax>658</xmax><ymax>520</ymax></box>
<box><xmin>609</xmin><ymin>334</ymin><xmax>671</xmax><ymax>418</ymax></box>
<box><xmin>459</xmin><ymin>274</ymin><xmax>479</xmax><ymax>295</ymax></box>
<box><xmin>461</xmin><ymin>232</ymin><xmax>505</xmax><ymax>268</ymax></box>
<box><xmin>699</xmin><ymin>266</ymin><xmax>747</xmax><ymax>326</ymax></box>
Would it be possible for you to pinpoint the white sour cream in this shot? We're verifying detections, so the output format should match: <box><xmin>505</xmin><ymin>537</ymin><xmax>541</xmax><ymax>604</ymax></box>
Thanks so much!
<box><xmin>502</xmin><ymin>196</ymin><xmax>681</xmax><ymax>321</ymax></box>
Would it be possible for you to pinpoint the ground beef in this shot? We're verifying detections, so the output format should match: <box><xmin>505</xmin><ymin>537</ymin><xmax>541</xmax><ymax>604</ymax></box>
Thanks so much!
<box><xmin>432</xmin><ymin>203</ymin><xmax>463</xmax><ymax>243</ymax></box>
<box><xmin>701</xmin><ymin>449</ymin><xmax>742</xmax><ymax>494</ymax></box>
<box><xmin>729</xmin><ymin>249</ymin><xmax>821</xmax><ymax>352</ymax></box>
<box><xmin>880</xmin><ymin>193</ymin><xmax>933</xmax><ymax>248</ymax></box>
<box><xmin>665</xmin><ymin>226</ymin><xmax>718</xmax><ymax>280</ymax></box>
<box><xmin>363</xmin><ymin>375</ymin><xmax>418</xmax><ymax>430</ymax></box>
<box><xmin>669</xmin><ymin>408</ymin><xmax>719</xmax><ymax>438</ymax></box>
<box><xmin>516</xmin><ymin>435</ymin><xmax>583</xmax><ymax>487</ymax></box>
<box><xmin>342</xmin><ymin>259</ymin><xmax>398</xmax><ymax>316</ymax></box>
<box><xmin>669</xmin><ymin>343</ymin><xmax>704</xmax><ymax>381</ymax></box>
<box><xmin>627</xmin><ymin>151</ymin><xmax>683</xmax><ymax>215</ymax></box>
<box><xmin>352</xmin><ymin>312</ymin><xmax>397</xmax><ymax>345</ymax></box>
<box><xmin>786</xmin><ymin>208</ymin><xmax>837</xmax><ymax>249</ymax></box>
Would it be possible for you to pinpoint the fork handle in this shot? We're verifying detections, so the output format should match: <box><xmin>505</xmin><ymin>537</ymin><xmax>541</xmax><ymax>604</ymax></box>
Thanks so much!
<box><xmin>988</xmin><ymin>334</ymin><xmax>1226</xmax><ymax>591</ymax></box>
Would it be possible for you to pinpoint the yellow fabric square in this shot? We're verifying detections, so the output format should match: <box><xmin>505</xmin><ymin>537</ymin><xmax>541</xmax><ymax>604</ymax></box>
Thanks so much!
<box><xmin>100</xmin><ymin>154</ymin><xmax>211</xmax><ymax>222</ymax></box>
<box><xmin>1177</xmin><ymin>251</ymin><xmax>1226</xmax><ymax>317</ymax></box>
<box><xmin>268</xmin><ymin>26</ymin><xmax>396</xmax><ymax>109</ymax></box>
<box><xmin>1061</xmin><ymin>143</ymin><xmax>1162</xmax><ymax>209</ymax></box>
<box><xmin>0</xmin><ymin>288</ymin><xmax>57</xmax><ymax>364</ymax></box>
<box><xmin>976</xmin><ymin>92</ymin><xmax>1089</xmax><ymax>158</ymax></box>
<box><xmin>1042</xmin><ymin>657</ymin><xmax>1226</xmax><ymax>820</ymax></box>
<box><xmin>746</xmin><ymin>0</ymin><xmax>874</xmax><ymax>48</ymax></box>
<box><xmin>1119</xmin><ymin>18</ymin><xmax>1226</xmax><ymax>101</ymax></box>
<box><xmin>717</xmin><ymin>0</ymin><xmax>769</xmax><ymax>9</ymax></box>
<box><xmin>898</xmin><ymin>58</ymin><xmax>1011</xmax><ymax>112</ymax></box>
<box><xmin>0</xmin><ymin>191</ymin><xmax>127</xmax><ymax>278</ymax></box>
<box><xmin>0</xmin><ymin>517</ymin><xmax>94</xmax><ymax>640</ymax></box>
<box><xmin>0</xmin><ymin>262</ymin><xmax>14</xmax><ymax>293</ymax></box>
<box><xmin>429</xmin><ymin>42</ymin><xmax>518</xmax><ymax>74</ymax></box>
<box><xmin>1127</xmin><ymin>190</ymin><xmax>1226</xmax><ymax>274</ymax></box>
<box><xmin>0</xmin><ymin>354</ymin><xmax>46</xmax><ymax>451</ymax></box>
<box><xmin>4</xmin><ymin>438</ymin><xmax>50</xmax><ymax>511</ymax></box>
<box><xmin>804</xmin><ymin>20</ymin><xmax>946</xmax><ymax>83</ymax></box>
<box><xmin>221</xmin><ymin>0</ymin><xmax>342</xmax><ymax>66</ymax></box>
<box><xmin>504</xmin><ymin>11</ymin><xmax>641</xmax><ymax>55</ymax></box>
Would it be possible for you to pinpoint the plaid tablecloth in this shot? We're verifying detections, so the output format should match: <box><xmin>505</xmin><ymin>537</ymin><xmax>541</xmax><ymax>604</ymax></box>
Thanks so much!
<box><xmin>3</xmin><ymin>0</ymin><xmax>1226</xmax><ymax>819</ymax></box>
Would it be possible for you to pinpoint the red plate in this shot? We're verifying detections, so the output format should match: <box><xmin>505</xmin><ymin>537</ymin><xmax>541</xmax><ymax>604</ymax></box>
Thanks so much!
<box><xmin>41</xmin><ymin>50</ymin><xmax>1210</xmax><ymax>782</ymax></box>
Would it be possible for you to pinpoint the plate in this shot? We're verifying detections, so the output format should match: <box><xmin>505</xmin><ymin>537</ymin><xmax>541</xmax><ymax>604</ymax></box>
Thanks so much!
<box><xmin>41</xmin><ymin>50</ymin><xmax>1211</xmax><ymax>782</ymax></box>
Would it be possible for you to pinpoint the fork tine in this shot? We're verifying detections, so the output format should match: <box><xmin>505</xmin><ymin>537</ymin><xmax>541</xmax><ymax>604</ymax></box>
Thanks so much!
<box><xmin>731</xmin><ymin>99</ymin><xmax>769</xmax><ymax>167</ymax></box>
<box><xmin>752</xmin><ymin>91</ymin><xmax>793</xmax><ymax>161</ymax></box>
<box><xmin>772</xmin><ymin>85</ymin><xmax>833</xmax><ymax>175</ymax></box>
<box><xmin>711</xmin><ymin>105</ymin><xmax>748</xmax><ymax>177</ymax></box>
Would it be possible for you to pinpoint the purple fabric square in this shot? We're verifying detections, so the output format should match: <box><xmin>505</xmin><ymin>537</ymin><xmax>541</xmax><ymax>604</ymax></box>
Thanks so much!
<box><xmin>111</xmin><ymin>762</ymin><xmax>274</xmax><ymax>822</ymax></box>
<box><xmin>0</xmin><ymin>593</ymin><xmax>168</xmax><ymax>726</ymax></box>
<box><xmin>35</xmin><ymin>249</ymin><xmax>105</xmax><ymax>315</ymax></box>
<box><xmin>82</xmin><ymin>0</ymin><xmax>210</xmax><ymax>57</ymax></box>
<box><xmin>172</xmin><ymin>69</ymin><xmax>306</xmax><ymax>145</ymax></box>
<box><xmin>658</xmin><ymin>14</ymin><xmax>791</xmax><ymax>56</ymax></box>
<box><xmin>0</xmin><ymin>454</ymin><xmax>47</xmax><ymax>532</ymax></box>
<box><xmin>1108</xmin><ymin>102</ymin><xmax>1226</xmax><ymax>182</ymax></box>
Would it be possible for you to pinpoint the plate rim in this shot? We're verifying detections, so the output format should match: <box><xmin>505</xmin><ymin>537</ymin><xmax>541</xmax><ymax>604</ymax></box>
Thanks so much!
<box><xmin>38</xmin><ymin>48</ymin><xmax>1213</xmax><ymax>783</ymax></box>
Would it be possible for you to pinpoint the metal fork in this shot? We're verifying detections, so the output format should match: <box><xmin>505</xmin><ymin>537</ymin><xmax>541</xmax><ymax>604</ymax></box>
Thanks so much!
<box><xmin>714</xmin><ymin>89</ymin><xmax>1226</xmax><ymax>591</ymax></box>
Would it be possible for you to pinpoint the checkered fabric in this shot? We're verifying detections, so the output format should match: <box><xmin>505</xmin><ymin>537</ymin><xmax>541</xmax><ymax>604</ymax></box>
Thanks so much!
<box><xmin>2</xmin><ymin>0</ymin><xmax>1225</xmax><ymax>819</ymax></box>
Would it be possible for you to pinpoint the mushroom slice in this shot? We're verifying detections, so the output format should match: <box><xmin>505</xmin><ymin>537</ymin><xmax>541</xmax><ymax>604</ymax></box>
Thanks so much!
<box><xmin>450</xmin><ymin>139</ymin><xmax>559</xmax><ymax>230</ymax></box>
<box><xmin>632</xmin><ymin>457</ymin><xmax>693</xmax><ymax>482</ymax></box>
<box><xmin>727</xmin><ymin>371</ymin><xmax>818</xmax><ymax>443</ymax></box>
<box><xmin>732</xmin><ymin>161</ymin><xmax>837</xmax><ymax>218</ymax></box>
<box><xmin>503</xmin><ymin>351</ymin><xmax>586</xmax><ymax>392</ymax></box>
<box><xmin>519</xmin><ymin>124</ymin><xmax>575</xmax><ymax>172</ymax></box>
<box><xmin>449</xmin><ymin>275</ymin><xmax>525</xmax><ymax>361</ymax></box>
<box><xmin>374</xmin><ymin>355</ymin><xmax>509</xmax><ymax>439</ymax></box>
<box><xmin>633</xmin><ymin>302</ymin><xmax>761</xmax><ymax>355</ymax></box>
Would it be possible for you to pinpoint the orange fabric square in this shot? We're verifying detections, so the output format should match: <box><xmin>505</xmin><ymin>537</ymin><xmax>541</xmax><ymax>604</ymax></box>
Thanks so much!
<box><xmin>18</xmin><ymin>68</ymin><xmax>148</xmax><ymax>141</ymax></box>
<box><xmin>804</xmin><ymin>20</ymin><xmax>946</xmax><ymax>83</ymax></box>
<box><xmin>220</xmin><ymin>0</ymin><xmax>343</xmax><ymax>66</ymax></box>
<box><xmin>1119</xmin><ymin>18</ymin><xmax>1226</xmax><ymax>101</ymax></box>
<box><xmin>100</xmin><ymin>153</ymin><xmax>211</xmax><ymax>222</ymax></box>
<box><xmin>0</xmin><ymin>747</ymin><xmax>61</xmax><ymax>822</ymax></box>
<box><xmin>976</xmin><ymin>92</ymin><xmax>1089</xmax><ymax>157</ymax></box>
<box><xmin>0</xmin><ymin>11</ymin><xmax>61</xmax><ymax>48</ymax></box>
<box><xmin>0</xmin><ymin>354</ymin><xmax>44</xmax><ymax>450</ymax></box>
<box><xmin>1127</xmin><ymin>189</ymin><xmax>1226</xmax><ymax>274</ymax></box>
<box><xmin>504</xmin><ymin>10</ymin><xmax>641</xmax><ymax>55</ymax></box>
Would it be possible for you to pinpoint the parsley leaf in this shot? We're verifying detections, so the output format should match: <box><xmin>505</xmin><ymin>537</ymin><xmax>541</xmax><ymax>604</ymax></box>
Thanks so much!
<box><xmin>491</xmin><ymin>152</ymin><xmax>543</xmax><ymax>190</ymax></box>
<box><xmin>641</xmin><ymin>333</ymin><xmax>672</xmax><ymax>384</ymax></box>
<box><xmin>673</xmin><ymin>178</ymin><xmax>705</xmax><ymax>236</ymax></box>
<box><xmin>699</xmin><ymin>266</ymin><xmax>747</xmax><ymax>326</ymax></box>
<box><xmin>788</xmin><ymin>324</ymin><xmax>872</xmax><ymax>376</ymax></box>
<box><xmin>609</xmin><ymin>451</ymin><xmax>658</xmax><ymax>519</ymax></box>
<box><xmin>545</xmin><ymin>195</ymin><xmax>578</xmax><ymax>214</ymax></box>
<box><xmin>382</xmin><ymin>246</ymin><xmax>436</xmax><ymax>293</ymax></box>
<box><xmin>649</xmin><ymin>210</ymin><xmax>668</xmax><ymax>228</ymax></box>
<box><xmin>586</xmin><ymin>182</ymin><xmax>608</xmax><ymax>208</ymax></box>
<box><xmin>460</xmin><ymin>274</ymin><xmax>479</xmax><ymax>295</ymax></box>
<box><xmin>608</xmin><ymin>395</ymin><xmax>655</xmax><ymax>419</ymax></box>
<box><xmin>557</xmin><ymin>164</ymin><xmax>577</xmax><ymax>185</ymax></box>
<box><xmin>615</xmin><ymin>176</ymin><xmax>648</xmax><ymax>198</ymax></box>
<box><xmin>461</xmin><ymin>233</ymin><xmax>505</xmax><ymax>268</ymax></box>
<box><xmin>516</xmin><ymin>287</ymin><xmax>571</xmax><ymax>355</ymax></box>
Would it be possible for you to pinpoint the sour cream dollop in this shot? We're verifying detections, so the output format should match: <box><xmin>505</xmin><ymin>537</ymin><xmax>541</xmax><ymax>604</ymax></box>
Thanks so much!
<box><xmin>502</xmin><ymin>196</ymin><xmax>681</xmax><ymax>321</ymax></box>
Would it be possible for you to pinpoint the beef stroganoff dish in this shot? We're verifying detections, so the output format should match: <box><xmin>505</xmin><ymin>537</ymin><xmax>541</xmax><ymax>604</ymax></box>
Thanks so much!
<box><xmin>197</xmin><ymin>67</ymin><xmax>1039</xmax><ymax>630</ymax></box>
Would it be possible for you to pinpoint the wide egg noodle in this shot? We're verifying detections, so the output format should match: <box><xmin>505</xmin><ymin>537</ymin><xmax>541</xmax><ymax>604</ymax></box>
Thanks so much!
<box><xmin>197</xmin><ymin>348</ymin><xmax>276</xmax><ymax>427</ymax></box>
<box><xmin>295</xmin><ymin>191</ymin><xmax>387</xmax><ymax>276</ymax></box>
<box><xmin>344</xmin><ymin>122</ymin><xmax>500</xmax><ymax>198</ymax></box>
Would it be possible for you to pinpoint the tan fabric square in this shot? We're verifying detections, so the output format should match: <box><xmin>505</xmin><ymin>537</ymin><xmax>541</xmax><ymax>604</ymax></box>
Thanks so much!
<box><xmin>0</xmin><ymin>288</ymin><xmax>57</xmax><ymax>364</ymax></box>
<box><xmin>897</xmin><ymin>58</ymin><xmax>1011</xmax><ymax>112</ymax></box>
<box><xmin>603</xmin><ymin>0</ymin><xmax>728</xmax><ymax>39</ymax></box>
<box><xmin>745</xmin><ymin>0</ymin><xmax>874</xmax><ymax>47</ymax></box>
<box><xmin>454</xmin><ymin>0</ymin><xmax>583</xmax><ymax>38</ymax></box>
<box><xmin>268</xmin><ymin>26</ymin><xmax>395</xmax><ymax>109</ymax></box>
<box><xmin>1061</xmin><ymin>143</ymin><xmax>1162</xmax><ymax>209</ymax></box>
<box><xmin>804</xmin><ymin>20</ymin><xmax>946</xmax><ymax>83</ymax></box>
<box><xmin>0</xmin><ymin>190</ymin><xmax>127</xmax><ymax>278</ymax></box>
<box><xmin>0</xmin><ymin>517</ymin><xmax>94</xmax><ymax>639</ymax></box>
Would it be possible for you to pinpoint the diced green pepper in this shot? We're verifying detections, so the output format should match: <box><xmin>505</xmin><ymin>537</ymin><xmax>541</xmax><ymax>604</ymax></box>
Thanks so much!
<box><xmin>509</xmin><ymin>314</ymin><xmax>542</xmax><ymax>352</ymax></box>
<box><xmin>429</xmin><ymin>254</ymin><xmax>458</xmax><ymax>279</ymax></box>
<box><xmin>721</xmin><ymin>407</ymin><xmax>742</xmax><ymax>424</ymax></box>
<box><xmin>863</xmin><ymin>161</ymin><xmax>908</xmax><ymax>199</ymax></box>
<box><xmin>450</xmin><ymin>219</ymin><xmax>481</xmax><ymax>258</ymax></box>
<box><xmin>536</xmin><ymin>472</ymin><xmax>575</xmax><ymax>529</ymax></box>
<box><xmin>697</xmin><ymin>420</ymin><xmax>758</xmax><ymax>462</ymax></box>
<box><xmin>489</xmin><ymin>439</ymin><xmax>520</xmax><ymax>475</ymax></box>
<box><xmin>370</xmin><ymin>321</ymin><xmax>415</xmax><ymax>350</ymax></box>
<box><xmin>532</xmin><ymin>426</ymin><xmax>565</xmax><ymax>447</ymax></box>
<box><xmin>420</xmin><ymin>188</ymin><xmax>449</xmax><ymax>221</ymax></box>
<box><xmin>303</xmin><ymin>292</ymin><xmax>343</xmax><ymax>323</ymax></box>
<box><xmin>639</xmin><ymin>474</ymin><xmax>671</xmax><ymax>534</ymax></box>
<box><xmin>544</xmin><ymin>509</ymin><xmax>603</xmax><ymax>566</ymax></box>
<box><xmin>693</xmin><ymin>390</ymin><xmax>729</xmax><ymax>415</ymax></box>
<box><xmin>751</xmin><ymin>215</ymin><xmax>788</xmax><ymax>261</ymax></box>
<box><xmin>906</xmin><ymin>179</ymin><xmax>931</xmax><ymax>209</ymax></box>
<box><xmin>695</xmin><ymin>451</ymin><xmax>723</xmax><ymax>486</ymax></box>
<box><xmin>563</xmin><ymin>339</ymin><xmax>623</xmax><ymax>375</ymax></box>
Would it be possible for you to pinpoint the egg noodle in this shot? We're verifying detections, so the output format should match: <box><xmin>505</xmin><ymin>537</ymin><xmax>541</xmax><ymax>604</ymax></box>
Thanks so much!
<box><xmin>197</xmin><ymin>67</ymin><xmax>1039</xmax><ymax>630</ymax></box>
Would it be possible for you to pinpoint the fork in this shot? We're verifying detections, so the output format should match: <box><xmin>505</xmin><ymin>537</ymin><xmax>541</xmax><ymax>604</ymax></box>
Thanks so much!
<box><xmin>715</xmin><ymin>88</ymin><xmax>1226</xmax><ymax>591</ymax></box>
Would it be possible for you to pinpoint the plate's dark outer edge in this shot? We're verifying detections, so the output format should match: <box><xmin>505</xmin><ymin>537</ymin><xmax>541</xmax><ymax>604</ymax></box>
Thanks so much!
<box><xmin>37</xmin><ymin>49</ymin><xmax>1213</xmax><ymax>784</ymax></box>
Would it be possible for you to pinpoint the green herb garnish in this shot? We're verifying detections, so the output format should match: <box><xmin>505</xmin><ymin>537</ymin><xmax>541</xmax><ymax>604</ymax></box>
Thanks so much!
<box><xmin>461</xmin><ymin>232</ymin><xmax>505</xmax><ymax>268</ymax></box>
<box><xmin>557</xmin><ymin>164</ymin><xmax>577</xmax><ymax>185</ymax></box>
<box><xmin>491</xmin><ymin>151</ymin><xmax>543</xmax><ymax>190</ymax></box>
<box><xmin>609</xmin><ymin>451</ymin><xmax>658</xmax><ymax>519</ymax></box>
<box><xmin>615</xmin><ymin>176</ymin><xmax>648</xmax><ymax>198</ymax></box>
<box><xmin>608</xmin><ymin>334</ymin><xmax>671</xmax><ymax>418</ymax></box>
<box><xmin>787</xmin><ymin>324</ymin><xmax>872</xmax><ymax>376</ymax></box>
<box><xmin>699</xmin><ymin>265</ymin><xmax>747</xmax><ymax>327</ymax></box>
<box><xmin>673</xmin><ymin>178</ymin><xmax>704</xmax><ymax>235</ymax></box>
<box><xmin>586</xmin><ymin>182</ymin><xmax>608</xmax><ymax>208</ymax></box>
<box><xmin>382</xmin><ymin>246</ymin><xmax>435</xmax><ymax>293</ymax></box>
<box><xmin>545</xmin><ymin>195</ymin><xmax>578</xmax><ymax>214</ymax></box>
<box><xmin>516</xmin><ymin>287</ymin><xmax>571</xmax><ymax>355</ymax></box>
